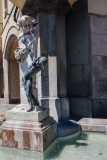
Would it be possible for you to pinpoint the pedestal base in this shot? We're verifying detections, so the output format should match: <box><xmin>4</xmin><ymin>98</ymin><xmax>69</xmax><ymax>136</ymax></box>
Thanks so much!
<box><xmin>0</xmin><ymin>105</ymin><xmax>57</xmax><ymax>152</ymax></box>
<box><xmin>6</xmin><ymin>104</ymin><xmax>49</xmax><ymax>122</ymax></box>
<box><xmin>39</xmin><ymin>97</ymin><xmax>70</xmax><ymax>122</ymax></box>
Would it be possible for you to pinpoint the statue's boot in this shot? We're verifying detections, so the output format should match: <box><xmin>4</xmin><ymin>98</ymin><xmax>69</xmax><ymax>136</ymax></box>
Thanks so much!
<box><xmin>27</xmin><ymin>106</ymin><xmax>34</xmax><ymax>112</ymax></box>
<box><xmin>27</xmin><ymin>98</ymin><xmax>34</xmax><ymax>112</ymax></box>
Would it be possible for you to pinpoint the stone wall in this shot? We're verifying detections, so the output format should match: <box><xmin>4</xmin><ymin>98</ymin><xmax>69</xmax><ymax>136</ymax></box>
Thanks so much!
<box><xmin>66</xmin><ymin>0</ymin><xmax>107</xmax><ymax>118</ymax></box>
<box><xmin>90</xmin><ymin>14</ymin><xmax>107</xmax><ymax>118</ymax></box>
<box><xmin>66</xmin><ymin>0</ymin><xmax>92</xmax><ymax>117</ymax></box>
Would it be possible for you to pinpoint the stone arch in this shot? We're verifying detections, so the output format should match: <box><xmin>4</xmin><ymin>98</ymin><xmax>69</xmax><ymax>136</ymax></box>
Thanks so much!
<box><xmin>3</xmin><ymin>27</ymin><xmax>20</xmax><ymax>104</ymax></box>
<box><xmin>3</xmin><ymin>26</ymin><xmax>19</xmax><ymax>59</ymax></box>
<box><xmin>4</xmin><ymin>35</ymin><xmax>17</xmax><ymax>59</ymax></box>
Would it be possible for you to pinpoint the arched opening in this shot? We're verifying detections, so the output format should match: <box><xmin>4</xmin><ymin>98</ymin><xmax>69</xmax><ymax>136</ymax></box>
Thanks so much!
<box><xmin>8</xmin><ymin>39</ymin><xmax>20</xmax><ymax>104</ymax></box>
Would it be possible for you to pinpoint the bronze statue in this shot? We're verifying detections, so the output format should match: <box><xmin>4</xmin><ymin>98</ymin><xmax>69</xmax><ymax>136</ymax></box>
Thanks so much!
<box><xmin>14</xmin><ymin>15</ymin><xmax>48</xmax><ymax>112</ymax></box>
<box><xmin>22</xmin><ymin>39</ymin><xmax>47</xmax><ymax>112</ymax></box>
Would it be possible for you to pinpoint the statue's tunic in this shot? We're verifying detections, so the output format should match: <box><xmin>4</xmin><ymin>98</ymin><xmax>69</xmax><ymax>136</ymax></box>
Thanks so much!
<box><xmin>18</xmin><ymin>30</ymin><xmax>37</xmax><ymax>104</ymax></box>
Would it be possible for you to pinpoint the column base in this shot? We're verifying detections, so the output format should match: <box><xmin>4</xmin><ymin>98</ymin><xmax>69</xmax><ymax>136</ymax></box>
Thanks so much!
<box><xmin>6</xmin><ymin>104</ymin><xmax>49</xmax><ymax>122</ymax></box>
<box><xmin>39</xmin><ymin>97</ymin><xmax>70</xmax><ymax>122</ymax></box>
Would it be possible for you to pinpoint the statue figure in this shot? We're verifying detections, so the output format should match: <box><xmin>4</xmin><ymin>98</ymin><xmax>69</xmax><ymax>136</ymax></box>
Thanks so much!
<box><xmin>14</xmin><ymin>15</ymin><xmax>48</xmax><ymax>112</ymax></box>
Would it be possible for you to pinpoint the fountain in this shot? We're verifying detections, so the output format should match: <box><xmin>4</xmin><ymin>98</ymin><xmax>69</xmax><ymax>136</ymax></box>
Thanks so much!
<box><xmin>0</xmin><ymin>15</ymin><xmax>57</xmax><ymax>152</ymax></box>
<box><xmin>0</xmin><ymin>131</ymin><xmax>107</xmax><ymax>160</ymax></box>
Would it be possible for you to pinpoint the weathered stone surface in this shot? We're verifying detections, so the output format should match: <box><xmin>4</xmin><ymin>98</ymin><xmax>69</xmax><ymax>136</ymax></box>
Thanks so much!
<box><xmin>39</xmin><ymin>98</ymin><xmax>61</xmax><ymax>121</ymax></box>
<box><xmin>6</xmin><ymin>104</ymin><xmax>49</xmax><ymax>122</ymax></box>
<box><xmin>81</xmin><ymin>124</ymin><xmax>105</xmax><ymax>132</ymax></box>
<box><xmin>57</xmin><ymin>120</ymin><xmax>81</xmax><ymax>137</ymax></box>
<box><xmin>91</xmin><ymin>15</ymin><xmax>107</xmax><ymax>34</ymax></box>
<box><xmin>0</xmin><ymin>130</ymin><xmax>18</xmax><ymax>148</ymax></box>
<box><xmin>91</xmin><ymin>56</ymin><xmax>102</xmax><ymax>77</ymax></box>
<box><xmin>60</xmin><ymin>98</ymin><xmax>70</xmax><ymax>120</ymax></box>
<box><xmin>92</xmin><ymin>78</ymin><xmax>107</xmax><ymax>99</ymax></box>
<box><xmin>0</xmin><ymin>117</ymin><xmax>57</xmax><ymax>152</ymax></box>
<box><xmin>36</xmin><ymin>12</ymin><xmax>70</xmax><ymax>121</ymax></box>
<box><xmin>88</xmin><ymin>0</ymin><xmax>107</xmax><ymax>15</ymax></box>
<box><xmin>77</xmin><ymin>118</ymin><xmax>107</xmax><ymax>125</ymax></box>
<box><xmin>0</xmin><ymin>117</ymin><xmax>6</xmax><ymax>126</ymax></box>
<box><xmin>70</xmin><ymin>97</ymin><xmax>92</xmax><ymax>117</ymax></box>
<box><xmin>40</xmin><ymin>98</ymin><xmax>70</xmax><ymax>122</ymax></box>
<box><xmin>102</xmin><ymin>57</ymin><xmax>107</xmax><ymax>77</ymax></box>
<box><xmin>66</xmin><ymin>0</ymin><xmax>90</xmax><ymax>119</ymax></box>
<box><xmin>89</xmin><ymin>14</ymin><xmax>107</xmax><ymax>118</ymax></box>
<box><xmin>73</xmin><ymin>118</ymin><xmax>107</xmax><ymax>133</ymax></box>
<box><xmin>56</xmin><ymin>15</ymin><xmax>67</xmax><ymax>97</ymax></box>
<box><xmin>0</xmin><ymin>104</ymin><xmax>15</xmax><ymax>114</ymax></box>
<box><xmin>21</xmin><ymin>0</ymin><xmax>71</xmax><ymax>15</ymax></box>
<box><xmin>93</xmin><ymin>100</ymin><xmax>107</xmax><ymax>118</ymax></box>
<box><xmin>70</xmin><ymin>65</ymin><xmax>84</xmax><ymax>84</ymax></box>
<box><xmin>91</xmin><ymin>56</ymin><xmax>107</xmax><ymax>98</ymax></box>
<box><xmin>91</xmin><ymin>33</ymin><xmax>107</xmax><ymax>56</ymax></box>
<box><xmin>49</xmin><ymin>98</ymin><xmax>61</xmax><ymax>122</ymax></box>
<box><xmin>23</xmin><ymin>131</ymin><xmax>30</xmax><ymax>150</ymax></box>
<box><xmin>105</xmin><ymin>127</ymin><xmax>107</xmax><ymax>134</ymax></box>
<box><xmin>0</xmin><ymin>98</ymin><xmax>4</xmax><ymax>104</ymax></box>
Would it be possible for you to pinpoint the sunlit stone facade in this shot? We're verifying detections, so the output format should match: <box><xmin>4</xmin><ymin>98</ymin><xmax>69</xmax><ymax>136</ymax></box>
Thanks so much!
<box><xmin>0</xmin><ymin>0</ymin><xmax>107</xmax><ymax>120</ymax></box>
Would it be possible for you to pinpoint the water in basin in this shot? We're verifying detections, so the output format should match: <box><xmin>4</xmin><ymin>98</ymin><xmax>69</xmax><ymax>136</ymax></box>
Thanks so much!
<box><xmin>0</xmin><ymin>131</ymin><xmax>107</xmax><ymax>160</ymax></box>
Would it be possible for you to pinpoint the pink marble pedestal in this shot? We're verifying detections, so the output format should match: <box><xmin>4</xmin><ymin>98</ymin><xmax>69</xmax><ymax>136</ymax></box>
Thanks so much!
<box><xmin>0</xmin><ymin>105</ymin><xmax>57</xmax><ymax>152</ymax></box>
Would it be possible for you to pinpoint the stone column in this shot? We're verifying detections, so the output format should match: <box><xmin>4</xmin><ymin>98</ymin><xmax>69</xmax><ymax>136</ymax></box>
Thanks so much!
<box><xmin>3</xmin><ymin>58</ymin><xmax>9</xmax><ymax>104</ymax></box>
<box><xmin>0</xmin><ymin>54</ymin><xmax>3</xmax><ymax>98</ymax></box>
<box><xmin>56</xmin><ymin>15</ymin><xmax>70</xmax><ymax>120</ymax></box>
<box><xmin>36</xmin><ymin>1</ymin><xmax>70</xmax><ymax>121</ymax></box>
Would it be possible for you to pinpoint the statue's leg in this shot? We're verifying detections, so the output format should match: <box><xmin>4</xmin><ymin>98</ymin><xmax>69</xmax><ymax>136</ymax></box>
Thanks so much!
<box><xmin>26</xmin><ymin>78</ymin><xmax>34</xmax><ymax>112</ymax></box>
<box><xmin>31</xmin><ymin>94</ymin><xmax>39</xmax><ymax>106</ymax></box>
<box><xmin>22</xmin><ymin>77</ymin><xmax>26</xmax><ymax>91</ymax></box>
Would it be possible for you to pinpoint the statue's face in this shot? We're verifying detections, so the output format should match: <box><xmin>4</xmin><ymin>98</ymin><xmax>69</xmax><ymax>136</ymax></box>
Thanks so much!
<box><xmin>22</xmin><ymin>21</ymin><xmax>34</xmax><ymax>34</ymax></box>
<box><xmin>17</xmin><ymin>16</ymin><xmax>37</xmax><ymax>34</ymax></box>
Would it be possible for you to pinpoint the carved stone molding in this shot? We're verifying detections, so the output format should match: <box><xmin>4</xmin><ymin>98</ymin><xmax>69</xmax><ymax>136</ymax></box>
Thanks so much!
<box><xmin>5</xmin><ymin>35</ymin><xmax>17</xmax><ymax>59</ymax></box>
<box><xmin>22</xmin><ymin>0</ymin><xmax>71</xmax><ymax>15</ymax></box>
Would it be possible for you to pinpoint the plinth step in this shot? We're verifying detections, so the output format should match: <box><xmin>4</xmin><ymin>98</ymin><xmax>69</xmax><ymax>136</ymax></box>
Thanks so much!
<box><xmin>6</xmin><ymin>105</ymin><xmax>49</xmax><ymax>122</ymax></box>
<box><xmin>70</xmin><ymin>118</ymin><xmax>107</xmax><ymax>134</ymax></box>
<box><xmin>58</xmin><ymin>120</ymin><xmax>81</xmax><ymax>137</ymax></box>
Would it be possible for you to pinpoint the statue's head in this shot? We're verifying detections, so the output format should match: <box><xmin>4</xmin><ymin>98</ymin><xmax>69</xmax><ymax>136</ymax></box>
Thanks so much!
<box><xmin>17</xmin><ymin>15</ymin><xmax>38</xmax><ymax>34</ymax></box>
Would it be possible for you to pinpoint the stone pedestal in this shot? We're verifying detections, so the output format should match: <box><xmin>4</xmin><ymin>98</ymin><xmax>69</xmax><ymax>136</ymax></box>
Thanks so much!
<box><xmin>0</xmin><ymin>105</ymin><xmax>57</xmax><ymax>152</ymax></box>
